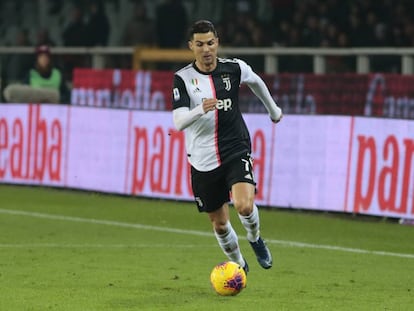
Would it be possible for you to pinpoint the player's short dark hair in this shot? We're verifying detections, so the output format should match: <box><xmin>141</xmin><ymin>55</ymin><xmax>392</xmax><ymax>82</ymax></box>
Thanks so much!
<box><xmin>187</xmin><ymin>20</ymin><xmax>218</xmax><ymax>40</ymax></box>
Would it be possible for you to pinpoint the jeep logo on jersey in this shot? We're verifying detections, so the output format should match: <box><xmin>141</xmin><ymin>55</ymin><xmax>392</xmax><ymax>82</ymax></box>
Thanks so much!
<box><xmin>216</xmin><ymin>98</ymin><xmax>232</xmax><ymax>111</ymax></box>
<box><xmin>222</xmin><ymin>76</ymin><xmax>231</xmax><ymax>91</ymax></box>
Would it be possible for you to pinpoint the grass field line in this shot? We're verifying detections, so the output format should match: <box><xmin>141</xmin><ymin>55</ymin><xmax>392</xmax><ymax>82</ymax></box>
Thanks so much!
<box><xmin>1</xmin><ymin>208</ymin><xmax>413</xmax><ymax>259</ymax></box>
<box><xmin>0</xmin><ymin>243</ymin><xmax>216</xmax><ymax>248</ymax></box>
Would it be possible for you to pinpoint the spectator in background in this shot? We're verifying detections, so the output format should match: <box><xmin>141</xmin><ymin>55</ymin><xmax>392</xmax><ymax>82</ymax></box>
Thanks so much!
<box><xmin>155</xmin><ymin>0</ymin><xmax>188</xmax><ymax>48</ymax></box>
<box><xmin>24</xmin><ymin>45</ymin><xmax>69</xmax><ymax>103</ymax></box>
<box><xmin>249</xmin><ymin>20</ymin><xmax>271</xmax><ymax>47</ymax></box>
<box><xmin>270</xmin><ymin>0</ymin><xmax>294</xmax><ymax>25</ymax></box>
<box><xmin>62</xmin><ymin>5</ymin><xmax>87</xmax><ymax>46</ymax></box>
<box><xmin>272</xmin><ymin>20</ymin><xmax>291</xmax><ymax>46</ymax></box>
<box><xmin>118</xmin><ymin>1</ymin><xmax>156</xmax><ymax>69</ymax></box>
<box><xmin>121</xmin><ymin>1</ymin><xmax>156</xmax><ymax>47</ymax></box>
<box><xmin>48</xmin><ymin>0</ymin><xmax>63</xmax><ymax>15</ymax></box>
<box><xmin>4</xmin><ymin>45</ymin><xmax>69</xmax><ymax>104</ymax></box>
<box><xmin>218</xmin><ymin>1</ymin><xmax>270</xmax><ymax>48</ymax></box>
<box><xmin>4</xmin><ymin>28</ymin><xmax>33</xmax><ymax>83</ymax></box>
<box><xmin>85</xmin><ymin>0</ymin><xmax>110</xmax><ymax>46</ymax></box>
<box><xmin>301</xmin><ymin>15</ymin><xmax>322</xmax><ymax>46</ymax></box>
<box><xmin>155</xmin><ymin>0</ymin><xmax>188</xmax><ymax>70</ymax></box>
<box><xmin>347</xmin><ymin>12</ymin><xmax>366</xmax><ymax>47</ymax></box>
<box><xmin>36</xmin><ymin>28</ymin><xmax>56</xmax><ymax>47</ymax></box>
<box><xmin>62</xmin><ymin>5</ymin><xmax>88</xmax><ymax>80</ymax></box>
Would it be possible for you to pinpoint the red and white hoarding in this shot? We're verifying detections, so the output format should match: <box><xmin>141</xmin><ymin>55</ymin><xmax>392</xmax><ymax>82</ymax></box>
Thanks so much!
<box><xmin>1</xmin><ymin>104</ymin><xmax>413</xmax><ymax>220</ymax></box>
<box><xmin>71</xmin><ymin>69</ymin><xmax>414</xmax><ymax>119</ymax></box>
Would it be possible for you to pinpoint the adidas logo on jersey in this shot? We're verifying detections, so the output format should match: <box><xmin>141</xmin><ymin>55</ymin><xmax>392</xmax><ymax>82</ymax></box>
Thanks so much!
<box><xmin>244</xmin><ymin>173</ymin><xmax>253</xmax><ymax>180</ymax></box>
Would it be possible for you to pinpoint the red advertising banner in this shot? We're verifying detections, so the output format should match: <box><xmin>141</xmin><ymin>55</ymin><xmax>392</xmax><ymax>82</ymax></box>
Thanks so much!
<box><xmin>72</xmin><ymin>69</ymin><xmax>414</xmax><ymax>119</ymax></box>
<box><xmin>71</xmin><ymin>68</ymin><xmax>174</xmax><ymax>110</ymax></box>
<box><xmin>255</xmin><ymin>73</ymin><xmax>414</xmax><ymax>118</ymax></box>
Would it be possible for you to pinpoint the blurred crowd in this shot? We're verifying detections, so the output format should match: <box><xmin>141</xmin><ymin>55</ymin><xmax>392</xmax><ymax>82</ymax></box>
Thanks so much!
<box><xmin>217</xmin><ymin>0</ymin><xmax>414</xmax><ymax>72</ymax></box>
<box><xmin>4</xmin><ymin>0</ymin><xmax>414</xmax><ymax>48</ymax></box>
<box><xmin>2</xmin><ymin>0</ymin><xmax>414</xmax><ymax>91</ymax></box>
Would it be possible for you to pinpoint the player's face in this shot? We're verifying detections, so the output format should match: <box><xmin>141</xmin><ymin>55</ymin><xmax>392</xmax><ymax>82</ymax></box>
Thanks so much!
<box><xmin>189</xmin><ymin>31</ymin><xmax>219</xmax><ymax>72</ymax></box>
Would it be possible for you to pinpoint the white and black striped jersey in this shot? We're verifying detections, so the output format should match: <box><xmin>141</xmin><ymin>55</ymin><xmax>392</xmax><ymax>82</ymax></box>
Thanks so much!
<box><xmin>172</xmin><ymin>58</ymin><xmax>281</xmax><ymax>172</ymax></box>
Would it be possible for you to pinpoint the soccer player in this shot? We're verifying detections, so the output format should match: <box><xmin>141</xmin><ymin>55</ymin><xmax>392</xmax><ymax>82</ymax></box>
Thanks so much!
<box><xmin>172</xmin><ymin>20</ymin><xmax>282</xmax><ymax>273</ymax></box>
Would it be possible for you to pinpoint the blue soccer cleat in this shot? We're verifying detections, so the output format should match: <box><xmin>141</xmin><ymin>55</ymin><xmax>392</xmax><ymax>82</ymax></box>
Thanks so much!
<box><xmin>242</xmin><ymin>258</ymin><xmax>249</xmax><ymax>275</ymax></box>
<box><xmin>249</xmin><ymin>237</ymin><xmax>272</xmax><ymax>269</ymax></box>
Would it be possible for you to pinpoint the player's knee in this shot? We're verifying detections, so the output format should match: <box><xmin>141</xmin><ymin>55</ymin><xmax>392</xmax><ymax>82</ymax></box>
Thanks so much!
<box><xmin>233</xmin><ymin>197</ymin><xmax>253</xmax><ymax>216</ymax></box>
<box><xmin>213</xmin><ymin>220</ymin><xmax>228</xmax><ymax>234</ymax></box>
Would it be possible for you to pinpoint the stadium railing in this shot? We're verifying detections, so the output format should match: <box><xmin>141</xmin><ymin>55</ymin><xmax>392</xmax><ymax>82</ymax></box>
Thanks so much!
<box><xmin>0</xmin><ymin>46</ymin><xmax>414</xmax><ymax>74</ymax></box>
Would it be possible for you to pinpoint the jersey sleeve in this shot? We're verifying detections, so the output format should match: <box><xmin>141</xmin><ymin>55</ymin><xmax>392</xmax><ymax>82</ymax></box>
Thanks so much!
<box><xmin>235</xmin><ymin>58</ymin><xmax>257</xmax><ymax>84</ymax></box>
<box><xmin>172</xmin><ymin>74</ymin><xmax>190</xmax><ymax>110</ymax></box>
<box><xmin>235</xmin><ymin>59</ymin><xmax>283</xmax><ymax>122</ymax></box>
<box><xmin>172</xmin><ymin>73</ymin><xmax>205</xmax><ymax>131</ymax></box>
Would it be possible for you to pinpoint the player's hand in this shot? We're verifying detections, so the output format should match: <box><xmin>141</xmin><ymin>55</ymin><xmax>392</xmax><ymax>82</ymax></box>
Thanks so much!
<box><xmin>271</xmin><ymin>113</ymin><xmax>283</xmax><ymax>123</ymax></box>
<box><xmin>271</xmin><ymin>107</ymin><xmax>283</xmax><ymax>123</ymax></box>
<box><xmin>202</xmin><ymin>98</ymin><xmax>218</xmax><ymax>112</ymax></box>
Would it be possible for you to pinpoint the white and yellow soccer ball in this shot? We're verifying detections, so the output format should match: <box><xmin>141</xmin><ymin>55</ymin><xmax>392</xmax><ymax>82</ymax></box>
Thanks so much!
<box><xmin>210</xmin><ymin>261</ymin><xmax>247</xmax><ymax>296</ymax></box>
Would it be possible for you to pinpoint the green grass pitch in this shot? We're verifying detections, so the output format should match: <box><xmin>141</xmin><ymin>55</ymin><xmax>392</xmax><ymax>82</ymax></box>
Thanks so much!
<box><xmin>0</xmin><ymin>184</ymin><xmax>413</xmax><ymax>310</ymax></box>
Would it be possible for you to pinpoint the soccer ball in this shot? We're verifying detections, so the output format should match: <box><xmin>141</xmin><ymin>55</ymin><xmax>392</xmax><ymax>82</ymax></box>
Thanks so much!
<box><xmin>210</xmin><ymin>261</ymin><xmax>247</xmax><ymax>296</ymax></box>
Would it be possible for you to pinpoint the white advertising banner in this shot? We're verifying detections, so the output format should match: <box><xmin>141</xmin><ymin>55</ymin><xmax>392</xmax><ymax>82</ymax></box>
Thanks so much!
<box><xmin>1</xmin><ymin>104</ymin><xmax>413</xmax><ymax>220</ymax></box>
<box><xmin>270</xmin><ymin>116</ymin><xmax>352</xmax><ymax>212</ymax></box>
<box><xmin>124</xmin><ymin>110</ymin><xmax>193</xmax><ymax>200</ymax></box>
<box><xmin>0</xmin><ymin>104</ymin><xmax>69</xmax><ymax>187</ymax></box>
<box><xmin>345</xmin><ymin>117</ymin><xmax>414</xmax><ymax>219</ymax></box>
<box><xmin>66</xmin><ymin>106</ymin><xmax>130</xmax><ymax>193</ymax></box>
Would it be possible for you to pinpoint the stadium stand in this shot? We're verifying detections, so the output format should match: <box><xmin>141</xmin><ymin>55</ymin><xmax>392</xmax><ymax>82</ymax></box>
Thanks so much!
<box><xmin>1</xmin><ymin>0</ymin><xmax>414</xmax><ymax>49</ymax></box>
<box><xmin>1</xmin><ymin>0</ymin><xmax>414</xmax><ymax>108</ymax></box>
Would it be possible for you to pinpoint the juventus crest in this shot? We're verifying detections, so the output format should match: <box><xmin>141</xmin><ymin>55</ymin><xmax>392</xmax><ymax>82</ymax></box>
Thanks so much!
<box><xmin>222</xmin><ymin>76</ymin><xmax>231</xmax><ymax>91</ymax></box>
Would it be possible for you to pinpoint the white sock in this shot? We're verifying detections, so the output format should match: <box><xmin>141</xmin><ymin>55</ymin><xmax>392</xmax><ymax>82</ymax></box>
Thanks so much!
<box><xmin>238</xmin><ymin>204</ymin><xmax>260</xmax><ymax>243</ymax></box>
<box><xmin>214</xmin><ymin>221</ymin><xmax>245</xmax><ymax>267</ymax></box>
